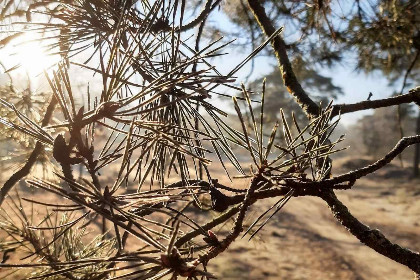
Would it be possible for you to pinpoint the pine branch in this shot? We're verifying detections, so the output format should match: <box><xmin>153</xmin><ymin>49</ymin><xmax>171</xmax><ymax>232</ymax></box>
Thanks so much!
<box><xmin>331</xmin><ymin>87</ymin><xmax>420</xmax><ymax>118</ymax></box>
<box><xmin>0</xmin><ymin>96</ymin><xmax>57</xmax><ymax>205</ymax></box>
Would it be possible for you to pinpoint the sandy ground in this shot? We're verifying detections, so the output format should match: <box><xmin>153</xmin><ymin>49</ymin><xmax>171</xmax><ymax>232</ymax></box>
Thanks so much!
<box><xmin>0</xmin><ymin>157</ymin><xmax>419</xmax><ymax>279</ymax></box>
<box><xmin>207</xmin><ymin>157</ymin><xmax>420</xmax><ymax>280</ymax></box>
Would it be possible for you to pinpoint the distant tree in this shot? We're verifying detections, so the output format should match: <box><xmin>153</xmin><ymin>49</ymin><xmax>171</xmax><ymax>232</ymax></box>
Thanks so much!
<box><xmin>357</xmin><ymin>109</ymin><xmax>401</xmax><ymax>159</ymax></box>
<box><xmin>353</xmin><ymin>103</ymin><xmax>417</xmax><ymax>163</ymax></box>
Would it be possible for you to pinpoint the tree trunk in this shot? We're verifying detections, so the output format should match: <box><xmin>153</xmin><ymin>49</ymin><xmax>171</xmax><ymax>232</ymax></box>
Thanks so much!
<box><xmin>413</xmin><ymin>110</ymin><xmax>420</xmax><ymax>177</ymax></box>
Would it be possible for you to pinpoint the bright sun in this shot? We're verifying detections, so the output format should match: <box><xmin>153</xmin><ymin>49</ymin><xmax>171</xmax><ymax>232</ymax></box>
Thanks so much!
<box><xmin>3</xmin><ymin>32</ymin><xmax>60</xmax><ymax>77</ymax></box>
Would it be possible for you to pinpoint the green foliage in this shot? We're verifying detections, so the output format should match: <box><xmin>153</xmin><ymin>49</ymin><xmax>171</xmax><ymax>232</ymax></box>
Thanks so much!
<box><xmin>346</xmin><ymin>1</ymin><xmax>420</xmax><ymax>74</ymax></box>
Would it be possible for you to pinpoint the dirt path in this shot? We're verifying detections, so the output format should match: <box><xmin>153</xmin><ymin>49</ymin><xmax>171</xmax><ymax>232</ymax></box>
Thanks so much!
<box><xmin>208</xmin><ymin>162</ymin><xmax>419</xmax><ymax>279</ymax></box>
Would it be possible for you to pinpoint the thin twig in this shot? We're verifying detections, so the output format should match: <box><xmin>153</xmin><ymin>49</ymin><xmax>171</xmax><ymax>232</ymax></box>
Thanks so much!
<box><xmin>331</xmin><ymin>87</ymin><xmax>420</xmax><ymax>118</ymax></box>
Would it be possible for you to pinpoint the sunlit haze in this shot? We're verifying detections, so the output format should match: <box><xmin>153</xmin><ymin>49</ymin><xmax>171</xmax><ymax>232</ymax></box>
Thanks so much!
<box><xmin>1</xmin><ymin>32</ymin><xmax>59</xmax><ymax>78</ymax></box>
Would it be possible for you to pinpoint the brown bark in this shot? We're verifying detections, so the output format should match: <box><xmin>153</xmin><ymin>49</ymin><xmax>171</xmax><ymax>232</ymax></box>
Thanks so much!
<box><xmin>247</xmin><ymin>0</ymin><xmax>320</xmax><ymax>119</ymax></box>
